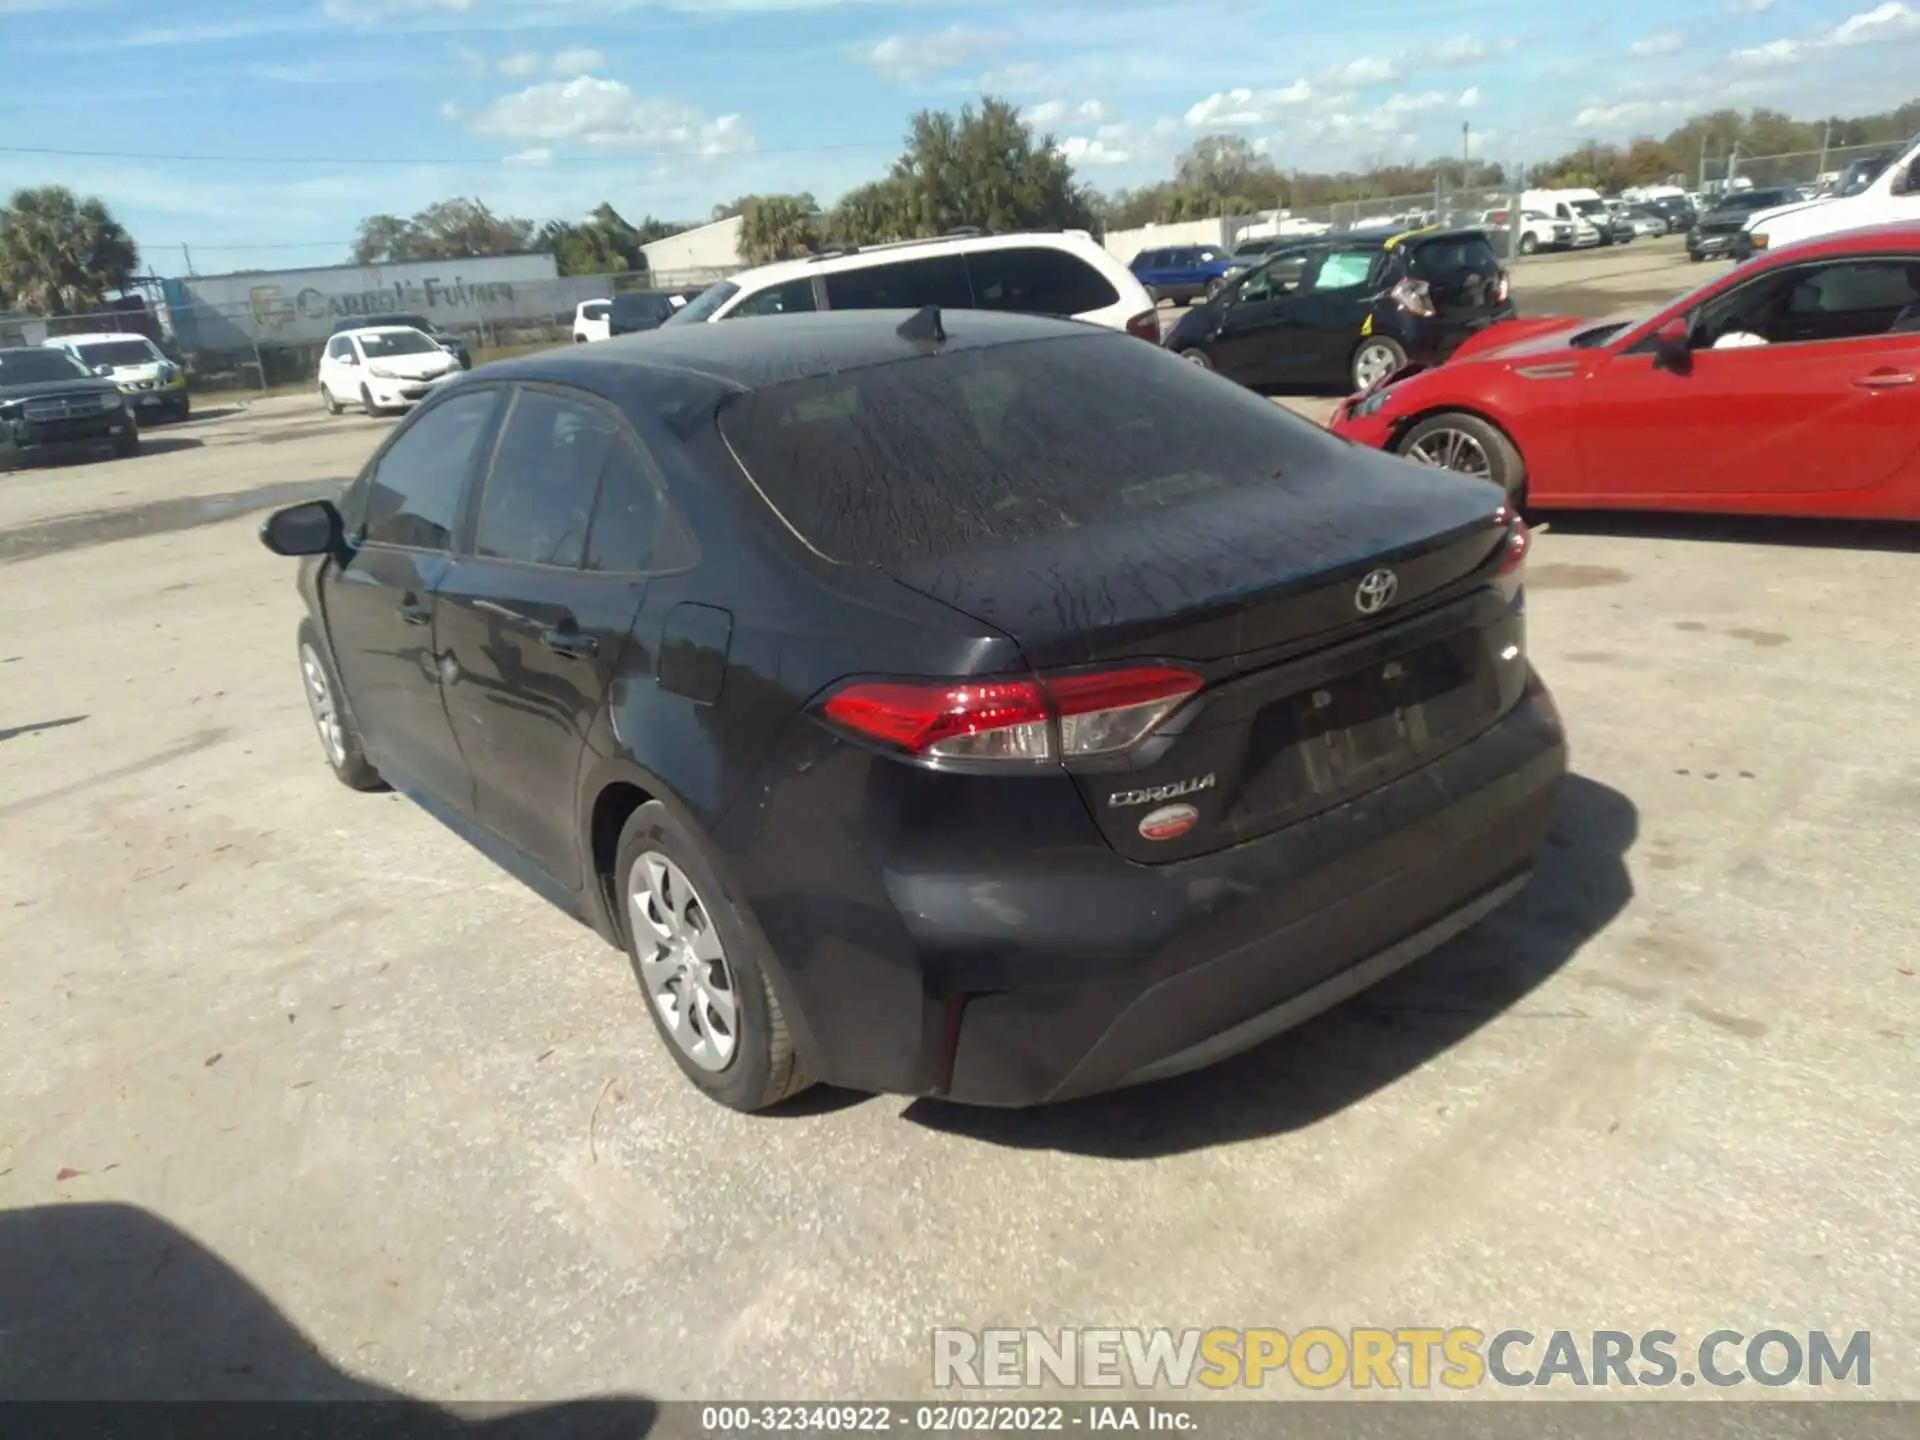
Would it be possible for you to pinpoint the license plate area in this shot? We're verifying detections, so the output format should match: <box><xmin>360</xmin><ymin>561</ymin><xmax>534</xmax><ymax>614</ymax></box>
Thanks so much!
<box><xmin>1224</xmin><ymin>633</ymin><xmax>1499</xmax><ymax>829</ymax></box>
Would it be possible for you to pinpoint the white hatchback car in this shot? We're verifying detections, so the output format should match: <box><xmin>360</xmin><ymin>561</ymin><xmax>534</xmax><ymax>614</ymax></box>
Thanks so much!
<box><xmin>319</xmin><ymin>326</ymin><xmax>464</xmax><ymax>416</ymax></box>
<box><xmin>573</xmin><ymin>299</ymin><xmax>612</xmax><ymax>343</ymax></box>
<box><xmin>668</xmin><ymin>229</ymin><xmax>1159</xmax><ymax>339</ymax></box>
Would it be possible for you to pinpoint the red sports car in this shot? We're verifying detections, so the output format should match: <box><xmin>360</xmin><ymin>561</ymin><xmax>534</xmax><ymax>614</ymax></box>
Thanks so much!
<box><xmin>1327</xmin><ymin>223</ymin><xmax>1920</xmax><ymax>519</ymax></box>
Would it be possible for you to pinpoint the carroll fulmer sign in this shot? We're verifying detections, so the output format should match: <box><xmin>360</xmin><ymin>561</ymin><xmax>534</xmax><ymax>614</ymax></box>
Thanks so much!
<box><xmin>158</xmin><ymin>253</ymin><xmax>588</xmax><ymax>352</ymax></box>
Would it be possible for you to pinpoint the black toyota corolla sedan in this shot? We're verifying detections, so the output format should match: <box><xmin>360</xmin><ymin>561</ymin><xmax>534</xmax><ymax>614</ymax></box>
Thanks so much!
<box><xmin>260</xmin><ymin>307</ymin><xmax>1566</xmax><ymax>1111</ymax></box>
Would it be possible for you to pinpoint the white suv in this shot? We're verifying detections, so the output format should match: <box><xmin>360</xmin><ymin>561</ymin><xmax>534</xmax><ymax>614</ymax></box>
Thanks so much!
<box><xmin>44</xmin><ymin>332</ymin><xmax>190</xmax><ymax>423</ymax></box>
<box><xmin>318</xmin><ymin>326</ymin><xmax>463</xmax><ymax>416</ymax></box>
<box><xmin>668</xmin><ymin>229</ymin><xmax>1159</xmax><ymax>339</ymax></box>
<box><xmin>573</xmin><ymin>299</ymin><xmax>612</xmax><ymax>343</ymax></box>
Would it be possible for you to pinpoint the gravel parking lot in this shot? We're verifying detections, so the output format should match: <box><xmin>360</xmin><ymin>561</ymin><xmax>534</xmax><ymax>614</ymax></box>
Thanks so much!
<box><xmin>4</xmin><ymin>236</ymin><xmax>1916</xmax><ymax>1405</ymax></box>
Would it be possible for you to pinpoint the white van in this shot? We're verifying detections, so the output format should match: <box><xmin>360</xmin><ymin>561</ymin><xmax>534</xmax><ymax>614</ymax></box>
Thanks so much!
<box><xmin>1743</xmin><ymin>135</ymin><xmax>1920</xmax><ymax>255</ymax></box>
<box><xmin>669</xmin><ymin>229</ymin><xmax>1159</xmax><ymax>339</ymax></box>
<box><xmin>1519</xmin><ymin>190</ymin><xmax>1603</xmax><ymax>248</ymax></box>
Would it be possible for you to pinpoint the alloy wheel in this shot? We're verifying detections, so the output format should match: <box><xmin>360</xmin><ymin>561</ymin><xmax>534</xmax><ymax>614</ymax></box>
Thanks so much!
<box><xmin>1352</xmin><ymin>342</ymin><xmax>1400</xmax><ymax>391</ymax></box>
<box><xmin>1405</xmin><ymin>427</ymin><xmax>1493</xmax><ymax>479</ymax></box>
<box><xmin>630</xmin><ymin>852</ymin><xmax>739</xmax><ymax>1072</ymax></box>
<box><xmin>299</xmin><ymin>644</ymin><xmax>347</xmax><ymax>767</ymax></box>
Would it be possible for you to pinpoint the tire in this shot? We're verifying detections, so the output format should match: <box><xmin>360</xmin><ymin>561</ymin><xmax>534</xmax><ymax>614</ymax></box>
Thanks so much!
<box><xmin>322</xmin><ymin>383</ymin><xmax>343</xmax><ymax>416</ymax></box>
<box><xmin>360</xmin><ymin>384</ymin><xmax>379</xmax><ymax>417</ymax></box>
<box><xmin>114</xmin><ymin>424</ymin><xmax>140</xmax><ymax>458</ymax></box>
<box><xmin>1178</xmin><ymin>347</ymin><xmax>1214</xmax><ymax>369</ymax></box>
<box><xmin>1396</xmin><ymin>410</ymin><xmax>1526</xmax><ymax>504</ymax></box>
<box><xmin>1203</xmin><ymin>276</ymin><xmax>1225</xmax><ymax>301</ymax></box>
<box><xmin>296</xmin><ymin>619</ymin><xmax>385</xmax><ymax>792</ymax></box>
<box><xmin>1518</xmin><ymin>233</ymin><xmax>1538</xmax><ymax>256</ymax></box>
<box><xmin>172</xmin><ymin>394</ymin><xmax>191</xmax><ymax>424</ymax></box>
<box><xmin>1350</xmin><ymin>336</ymin><xmax>1408</xmax><ymax>393</ymax></box>
<box><xmin>615</xmin><ymin>800</ymin><xmax>812</xmax><ymax>1112</ymax></box>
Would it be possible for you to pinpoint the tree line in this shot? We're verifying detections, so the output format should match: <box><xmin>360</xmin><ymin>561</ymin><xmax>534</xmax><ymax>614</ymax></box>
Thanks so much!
<box><xmin>6</xmin><ymin>93</ymin><xmax>1919</xmax><ymax>315</ymax></box>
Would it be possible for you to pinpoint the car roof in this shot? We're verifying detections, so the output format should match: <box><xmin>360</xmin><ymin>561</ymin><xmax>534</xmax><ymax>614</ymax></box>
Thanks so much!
<box><xmin>337</xmin><ymin>324</ymin><xmax>430</xmax><ymax>338</ymax></box>
<box><xmin>719</xmin><ymin>229</ymin><xmax>1102</xmax><ymax>292</ymax></box>
<box><xmin>1767</xmin><ymin>220</ymin><xmax>1920</xmax><ymax>260</ymax></box>
<box><xmin>47</xmin><ymin>332</ymin><xmax>158</xmax><ymax>346</ymax></box>
<box><xmin>481</xmin><ymin>307</ymin><xmax>1100</xmax><ymax>393</ymax></box>
<box><xmin>333</xmin><ymin>313</ymin><xmax>431</xmax><ymax>330</ymax></box>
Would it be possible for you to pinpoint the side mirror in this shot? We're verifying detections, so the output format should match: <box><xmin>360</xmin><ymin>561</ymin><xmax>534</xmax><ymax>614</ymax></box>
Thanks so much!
<box><xmin>1651</xmin><ymin>318</ymin><xmax>1693</xmax><ymax>375</ymax></box>
<box><xmin>260</xmin><ymin>499</ymin><xmax>344</xmax><ymax>557</ymax></box>
<box><xmin>93</xmin><ymin>364</ymin><xmax>114</xmax><ymax>377</ymax></box>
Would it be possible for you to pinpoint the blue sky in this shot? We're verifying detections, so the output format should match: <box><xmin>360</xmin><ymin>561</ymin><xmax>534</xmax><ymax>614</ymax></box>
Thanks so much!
<box><xmin>2</xmin><ymin>0</ymin><xmax>1916</xmax><ymax>274</ymax></box>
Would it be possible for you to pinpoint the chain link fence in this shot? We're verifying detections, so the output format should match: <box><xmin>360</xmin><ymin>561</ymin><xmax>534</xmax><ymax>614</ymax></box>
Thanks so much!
<box><xmin>2</xmin><ymin>266</ymin><xmax>744</xmax><ymax>396</ymax></box>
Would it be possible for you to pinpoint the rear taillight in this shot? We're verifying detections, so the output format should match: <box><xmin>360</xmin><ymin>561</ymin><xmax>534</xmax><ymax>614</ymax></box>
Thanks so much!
<box><xmin>819</xmin><ymin>665</ymin><xmax>1203</xmax><ymax>764</ymax></box>
<box><xmin>1494</xmin><ymin>271</ymin><xmax>1511</xmax><ymax>304</ymax></box>
<box><xmin>1494</xmin><ymin>512</ymin><xmax>1530</xmax><ymax>604</ymax></box>
<box><xmin>1125</xmin><ymin>309</ymin><xmax>1162</xmax><ymax>342</ymax></box>
<box><xmin>1389</xmin><ymin>277</ymin><xmax>1435</xmax><ymax>317</ymax></box>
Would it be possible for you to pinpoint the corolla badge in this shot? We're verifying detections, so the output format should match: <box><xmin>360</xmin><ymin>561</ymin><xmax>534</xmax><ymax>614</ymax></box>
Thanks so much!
<box><xmin>1354</xmin><ymin>568</ymin><xmax>1399</xmax><ymax>615</ymax></box>
<box><xmin>1109</xmin><ymin>774</ymin><xmax>1216</xmax><ymax>808</ymax></box>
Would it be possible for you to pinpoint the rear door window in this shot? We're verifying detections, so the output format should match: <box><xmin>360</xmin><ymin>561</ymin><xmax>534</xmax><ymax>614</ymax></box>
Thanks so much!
<box><xmin>1302</xmin><ymin>250</ymin><xmax>1378</xmax><ymax>292</ymax></box>
<box><xmin>727</xmin><ymin>278</ymin><xmax>819</xmax><ymax>317</ymax></box>
<box><xmin>718</xmin><ymin>331</ymin><xmax>1346</xmax><ymax>568</ymax></box>
<box><xmin>824</xmin><ymin>255</ymin><xmax>972</xmax><ymax>311</ymax></box>
<box><xmin>966</xmin><ymin>246</ymin><xmax>1120</xmax><ymax>316</ymax></box>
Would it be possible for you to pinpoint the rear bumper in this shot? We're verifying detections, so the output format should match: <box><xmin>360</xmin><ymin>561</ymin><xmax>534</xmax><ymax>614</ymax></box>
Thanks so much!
<box><xmin>723</xmin><ymin>678</ymin><xmax>1567</xmax><ymax>1106</ymax></box>
<box><xmin>1399</xmin><ymin>304</ymin><xmax>1518</xmax><ymax>371</ymax></box>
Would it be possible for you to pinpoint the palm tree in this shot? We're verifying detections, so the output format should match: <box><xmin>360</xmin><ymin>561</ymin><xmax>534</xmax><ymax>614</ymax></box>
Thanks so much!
<box><xmin>0</xmin><ymin>186</ymin><xmax>140</xmax><ymax>315</ymax></box>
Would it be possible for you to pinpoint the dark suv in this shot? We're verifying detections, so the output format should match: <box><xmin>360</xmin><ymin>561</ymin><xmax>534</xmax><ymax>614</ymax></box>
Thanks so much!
<box><xmin>259</xmin><ymin>308</ymin><xmax>1564</xmax><ymax>1113</ymax></box>
<box><xmin>331</xmin><ymin>313</ymin><xmax>472</xmax><ymax>369</ymax></box>
<box><xmin>1687</xmin><ymin>188</ymin><xmax>1799</xmax><ymax>261</ymax></box>
<box><xmin>1129</xmin><ymin>244</ymin><xmax>1239</xmax><ymax>305</ymax></box>
<box><xmin>0</xmin><ymin>346</ymin><xmax>137</xmax><ymax>469</ymax></box>
<box><xmin>1164</xmin><ymin>229</ymin><xmax>1515</xmax><ymax>393</ymax></box>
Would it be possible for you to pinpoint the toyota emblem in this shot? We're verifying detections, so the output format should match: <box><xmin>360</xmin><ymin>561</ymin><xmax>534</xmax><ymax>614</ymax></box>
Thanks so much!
<box><xmin>1354</xmin><ymin>568</ymin><xmax>1399</xmax><ymax>615</ymax></box>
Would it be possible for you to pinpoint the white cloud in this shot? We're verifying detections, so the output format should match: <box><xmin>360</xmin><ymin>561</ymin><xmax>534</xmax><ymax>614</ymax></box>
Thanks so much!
<box><xmin>552</xmin><ymin>46</ymin><xmax>605</xmax><ymax>73</ymax></box>
<box><xmin>1573</xmin><ymin>98</ymin><xmax>1691</xmax><ymax>126</ymax></box>
<box><xmin>438</xmin><ymin>99</ymin><xmax>463</xmax><ymax>121</ymax></box>
<box><xmin>1055</xmin><ymin>117</ymin><xmax>1179</xmax><ymax>168</ymax></box>
<box><xmin>502</xmin><ymin>148</ymin><xmax>553</xmax><ymax>168</ymax></box>
<box><xmin>1726</xmin><ymin>0</ymin><xmax>1774</xmax><ymax>10</ymax></box>
<box><xmin>452</xmin><ymin>42</ymin><xmax>487</xmax><ymax>77</ymax></box>
<box><xmin>1379</xmin><ymin>90</ymin><xmax>1451</xmax><ymax>118</ymax></box>
<box><xmin>1328</xmin><ymin>55</ymin><xmax>1402</xmax><ymax>85</ymax></box>
<box><xmin>1629</xmin><ymin>31</ymin><xmax>1686</xmax><ymax>57</ymax></box>
<box><xmin>1184</xmin><ymin>81</ymin><xmax>1313</xmax><ymax>127</ymax></box>
<box><xmin>1737</xmin><ymin>2</ymin><xmax>1920</xmax><ymax>64</ymax></box>
<box><xmin>1459</xmin><ymin>85</ymin><xmax>1481</xmax><ymax>108</ymax></box>
<box><xmin>1078</xmin><ymin>99</ymin><xmax>1107</xmax><ymax>122</ymax></box>
<box><xmin>1427</xmin><ymin>34</ymin><xmax>1517</xmax><ymax>67</ymax></box>
<box><xmin>1056</xmin><ymin>133</ymin><xmax>1133</xmax><ymax>166</ymax></box>
<box><xmin>864</xmin><ymin>24</ymin><xmax>1006</xmax><ymax>81</ymax></box>
<box><xmin>497</xmin><ymin>51</ymin><xmax>541</xmax><ymax>76</ymax></box>
<box><xmin>1022</xmin><ymin>99</ymin><xmax>1068</xmax><ymax>127</ymax></box>
<box><xmin>471</xmin><ymin>76</ymin><xmax>753</xmax><ymax>156</ymax></box>
<box><xmin>322</xmin><ymin>0</ymin><xmax>473</xmax><ymax>20</ymax></box>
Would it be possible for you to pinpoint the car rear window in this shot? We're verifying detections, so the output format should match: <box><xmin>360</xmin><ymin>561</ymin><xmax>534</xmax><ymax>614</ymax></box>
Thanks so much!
<box><xmin>612</xmin><ymin>294</ymin><xmax>675</xmax><ymax>324</ymax></box>
<box><xmin>718</xmin><ymin>332</ymin><xmax>1344</xmax><ymax>568</ymax></box>
<box><xmin>966</xmin><ymin>246</ymin><xmax>1120</xmax><ymax>316</ymax></box>
<box><xmin>1408</xmin><ymin>236</ymin><xmax>1500</xmax><ymax>278</ymax></box>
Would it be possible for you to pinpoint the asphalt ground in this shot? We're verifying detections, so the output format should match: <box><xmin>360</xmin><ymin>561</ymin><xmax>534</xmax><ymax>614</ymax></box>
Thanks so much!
<box><xmin>2</xmin><ymin>233</ymin><xmax>1915</xmax><ymax>1406</ymax></box>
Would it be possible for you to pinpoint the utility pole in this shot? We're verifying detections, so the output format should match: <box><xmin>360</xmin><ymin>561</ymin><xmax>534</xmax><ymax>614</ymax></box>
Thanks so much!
<box><xmin>181</xmin><ymin>244</ymin><xmax>196</xmax><ymax>277</ymax></box>
<box><xmin>1462</xmin><ymin>122</ymin><xmax>1472</xmax><ymax>193</ymax></box>
<box><xmin>1817</xmin><ymin>121</ymin><xmax>1832</xmax><ymax>185</ymax></box>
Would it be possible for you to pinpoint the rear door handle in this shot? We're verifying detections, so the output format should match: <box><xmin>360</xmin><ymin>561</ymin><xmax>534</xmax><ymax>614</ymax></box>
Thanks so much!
<box><xmin>540</xmin><ymin>628</ymin><xmax>598</xmax><ymax>660</ymax></box>
<box><xmin>397</xmin><ymin>592</ymin><xmax>431</xmax><ymax>625</ymax></box>
<box><xmin>1853</xmin><ymin>370</ymin><xmax>1916</xmax><ymax>389</ymax></box>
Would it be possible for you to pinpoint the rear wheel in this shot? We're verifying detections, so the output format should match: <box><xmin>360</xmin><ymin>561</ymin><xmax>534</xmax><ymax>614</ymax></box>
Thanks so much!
<box><xmin>1396</xmin><ymin>411</ymin><xmax>1525</xmax><ymax>503</ymax></box>
<box><xmin>1203</xmin><ymin>276</ymin><xmax>1225</xmax><ymax>301</ymax></box>
<box><xmin>1179</xmin><ymin>347</ymin><xmax>1214</xmax><ymax>369</ymax></box>
<box><xmin>1518</xmin><ymin>232</ymin><xmax>1538</xmax><ymax>256</ymax></box>
<box><xmin>616</xmin><ymin>801</ymin><xmax>812</xmax><ymax>1112</ymax></box>
<box><xmin>1350</xmin><ymin>336</ymin><xmax>1407</xmax><ymax>393</ymax></box>
<box><xmin>114</xmin><ymin>424</ymin><xmax>140</xmax><ymax>458</ymax></box>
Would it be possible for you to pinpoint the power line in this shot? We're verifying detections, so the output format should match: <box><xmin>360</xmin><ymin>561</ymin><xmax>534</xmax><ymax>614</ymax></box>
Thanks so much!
<box><xmin>0</xmin><ymin>139</ymin><xmax>893</xmax><ymax>166</ymax></box>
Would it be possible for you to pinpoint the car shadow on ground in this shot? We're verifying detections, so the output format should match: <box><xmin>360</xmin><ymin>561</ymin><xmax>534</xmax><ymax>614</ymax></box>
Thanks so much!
<box><xmin>902</xmin><ymin>773</ymin><xmax>1636</xmax><ymax>1159</ymax></box>
<box><xmin>135</xmin><ymin>435</ymin><xmax>206</xmax><ymax>457</ymax></box>
<box><xmin>1540</xmin><ymin>509</ymin><xmax>1920</xmax><ymax>554</ymax></box>
<box><xmin>0</xmin><ymin>1202</ymin><xmax>658</xmax><ymax>1434</ymax></box>
<box><xmin>0</xmin><ymin>714</ymin><xmax>86</xmax><ymax>742</ymax></box>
